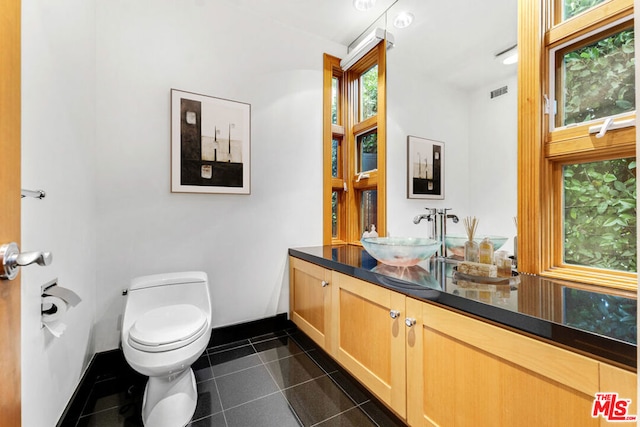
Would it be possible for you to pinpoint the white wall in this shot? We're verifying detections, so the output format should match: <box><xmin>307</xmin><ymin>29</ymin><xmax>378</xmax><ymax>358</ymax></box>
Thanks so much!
<box><xmin>93</xmin><ymin>0</ymin><xmax>346</xmax><ymax>351</ymax></box>
<box><xmin>21</xmin><ymin>0</ymin><xmax>97</xmax><ymax>425</ymax></box>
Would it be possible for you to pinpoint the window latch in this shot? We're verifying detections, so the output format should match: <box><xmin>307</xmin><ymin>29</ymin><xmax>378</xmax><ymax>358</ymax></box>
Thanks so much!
<box><xmin>356</xmin><ymin>172</ymin><xmax>370</xmax><ymax>182</ymax></box>
<box><xmin>543</xmin><ymin>94</ymin><xmax>551</xmax><ymax>114</ymax></box>
<box><xmin>589</xmin><ymin>117</ymin><xmax>635</xmax><ymax>138</ymax></box>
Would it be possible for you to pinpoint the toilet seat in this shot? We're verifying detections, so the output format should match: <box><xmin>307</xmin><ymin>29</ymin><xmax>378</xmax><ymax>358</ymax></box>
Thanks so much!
<box><xmin>128</xmin><ymin>304</ymin><xmax>208</xmax><ymax>353</ymax></box>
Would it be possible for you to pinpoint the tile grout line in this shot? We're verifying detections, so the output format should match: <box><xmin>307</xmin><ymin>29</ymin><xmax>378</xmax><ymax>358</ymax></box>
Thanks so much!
<box><xmin>355</xmin><ymin>401</ymin><xmax>383</xmax><ymax>427</ymax></box>
<box><xmin>255</xmin><ymin>331</ymin><xmax>315</xmax><ymax>427</ymax></box>
<box><xmin>232</xmin><ymin>337</ymin><xmax>305</xmax><ymax>426</ymax></box>
<box><xmin>211</xmin><ymin>356</ymin><xmax>263</xmax><ymax>379</ymax></box>
<box><xmin>278</xmin><ymin>330</ymin><xmax>357</xmax><ymax>425</ymax></box>
<box><xmin>211</xmin><ymin>372</ymin><xmax>230</xmax><ymax>427</ymax></box>
<box><xmin>284</xmin><ymin>329</ymin><xmax>387</xmax><ymax>427</ymax></box>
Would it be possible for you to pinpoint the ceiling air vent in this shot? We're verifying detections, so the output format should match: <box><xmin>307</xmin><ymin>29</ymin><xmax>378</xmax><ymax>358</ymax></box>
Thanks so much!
<box><xmin>490</xmin><ymin>86</ymin><xmax>508</xmax><ymax>99</ymax></box>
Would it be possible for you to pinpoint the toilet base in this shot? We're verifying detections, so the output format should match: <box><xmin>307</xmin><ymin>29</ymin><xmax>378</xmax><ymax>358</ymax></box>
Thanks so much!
<box><xmin>142</xmin><ymin>368</ymin><xmax>197</xmax><ymax>427</ymax></box>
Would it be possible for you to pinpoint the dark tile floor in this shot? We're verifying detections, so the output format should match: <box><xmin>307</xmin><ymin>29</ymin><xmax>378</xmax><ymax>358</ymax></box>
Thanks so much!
<box><xmin>72</xmin><ymin>327</ymin><xmax>407</xmax><ymax>427</ymax></box>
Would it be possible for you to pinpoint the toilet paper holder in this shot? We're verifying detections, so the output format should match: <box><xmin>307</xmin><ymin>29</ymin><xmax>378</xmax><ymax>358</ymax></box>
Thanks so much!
<box><xmin>40</xmin><ymin>279</ymin><xmax>82</xmax><ymax>327</ymax></box>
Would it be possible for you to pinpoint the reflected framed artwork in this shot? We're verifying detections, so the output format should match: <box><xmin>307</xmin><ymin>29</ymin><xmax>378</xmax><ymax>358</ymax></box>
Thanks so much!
<box><xmin>171</xmin><ymin>89</ymin><xmax>251</xmax><ymax>194</ymax></box>
<box><xmin>407</xmin><ymin>136</ymin><xmax>444</xmax><ymax>199</ymax></box>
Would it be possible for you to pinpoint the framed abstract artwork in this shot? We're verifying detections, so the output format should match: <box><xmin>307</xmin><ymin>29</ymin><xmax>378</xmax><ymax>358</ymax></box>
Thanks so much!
<box><xmin>171</xmin><ymin>89</ymin><xmax>251</xmax><ymax>194</ymax></box>
<box><xmin>407</xmin><ymin>136</ymin><xmax>444</xmax><ymax>199</ymax></box>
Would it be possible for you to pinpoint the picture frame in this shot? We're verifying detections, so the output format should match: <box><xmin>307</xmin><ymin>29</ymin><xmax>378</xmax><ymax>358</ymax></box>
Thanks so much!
<box><xmin>171</xmin><ymin>89</ymin><xmax>251</xmax><ymax>194</ymax></box>
<box><xmin>407</xmin><ymin>136</ymin><xmax>444</xmax><ymax>199</ymax></box>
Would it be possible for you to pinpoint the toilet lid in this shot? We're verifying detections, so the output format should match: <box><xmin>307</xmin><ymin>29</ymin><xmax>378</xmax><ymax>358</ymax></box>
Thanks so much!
<box><xmin>128</xmin><ymin>304</ymin><xmax>208</xmax><ymax>353</ymax></box>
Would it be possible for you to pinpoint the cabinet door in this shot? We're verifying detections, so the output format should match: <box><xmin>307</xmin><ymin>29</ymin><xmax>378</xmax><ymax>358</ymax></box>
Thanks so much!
<box><xmin>332</xmin><ymin>272</ymin><xmax>407</xmax><ymax>419</ymax></box>
<box><xmin>289</xmin><ymin>257</ymin><xmax>332</xmax><ymax>350</ymax></box>
<box><xmin>408</xmin><ymin>301</ymin><xmax>601</xmax><ymax>427</ymax></box>
<box><xmin>598</xmin><ymin>363</ymin><xmax>637</xmax><ymax>426</ymax></box>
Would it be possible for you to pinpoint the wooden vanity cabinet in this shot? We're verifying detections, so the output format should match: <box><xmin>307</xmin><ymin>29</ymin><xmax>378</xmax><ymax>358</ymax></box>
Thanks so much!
<box><xmin>406</xmin><ymin>301</ymin><xmax>637</xmax><ymax>427</ymax></box>
<box><xmin>289</xmin><ymin>256</ymin><xmax>637</xmax><ymax>426</ymax></box>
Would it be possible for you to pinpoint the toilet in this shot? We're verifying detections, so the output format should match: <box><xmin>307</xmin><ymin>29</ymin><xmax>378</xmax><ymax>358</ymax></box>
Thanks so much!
<box><xmin>121</xmin><ymin>271</ymin><xmax>212</xmax><ymax>427</ymax></box>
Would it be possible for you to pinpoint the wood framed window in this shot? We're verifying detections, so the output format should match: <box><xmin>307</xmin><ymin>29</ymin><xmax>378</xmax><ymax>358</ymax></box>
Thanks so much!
<box><xmin>519</xmin><ymin>0</ymin><xmax>636</xmax><ymax>290</ymax></box>
<box><xmin>323</xmin><ymin>41</ymin><xmax>387</xmax><ymax>245</ymax></box>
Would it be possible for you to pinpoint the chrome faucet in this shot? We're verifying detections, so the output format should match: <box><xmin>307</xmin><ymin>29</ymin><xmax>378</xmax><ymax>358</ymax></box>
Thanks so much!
<box><xmin>414</xmin><ymin>208</ymin><xmax>458</xmax><ymax>258</ymax></box>
<box><xmin>413</xmin><ymin>208</ymin><xmax>437</xmax><ymax>240</ymax></box>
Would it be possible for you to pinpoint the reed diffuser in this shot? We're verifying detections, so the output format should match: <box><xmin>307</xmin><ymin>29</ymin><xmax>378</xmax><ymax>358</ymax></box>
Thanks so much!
<box><xmin>463</xmin><ymin>216</ymin><xmax>479</xmax><ymax>262</ymax></box>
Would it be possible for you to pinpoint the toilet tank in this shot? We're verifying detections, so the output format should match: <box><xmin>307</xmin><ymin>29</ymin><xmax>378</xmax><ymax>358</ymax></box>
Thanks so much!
<box><xmin>130</xmin><ymin>271</ymin><xmax>208</xmax><ymax>291</ymax></box>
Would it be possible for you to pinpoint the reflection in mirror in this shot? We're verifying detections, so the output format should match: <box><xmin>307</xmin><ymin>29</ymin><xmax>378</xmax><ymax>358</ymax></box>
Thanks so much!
<box><xmin>377</xmin><ymin>0</ymin><xmax>518</xmax><ymax>255</ymax></box>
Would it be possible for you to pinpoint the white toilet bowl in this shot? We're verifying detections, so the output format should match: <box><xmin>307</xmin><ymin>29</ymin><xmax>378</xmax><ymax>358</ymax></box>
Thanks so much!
<box><xmin>121</xmin><ymin>272</ymin><xmax>212</xmax><ymax>427</ymax></box>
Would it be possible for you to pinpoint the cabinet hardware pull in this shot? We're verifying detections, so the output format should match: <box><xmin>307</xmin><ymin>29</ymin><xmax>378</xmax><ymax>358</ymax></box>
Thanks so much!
<box><xmin>389</xmin><ymin>310</ymin><xmax>400</xmax><ymax>319</ymax></box>
<box><xmin>405</xmin><ymin>318</ymin><xmax>417</xmax><ymax>327</ymax></box>
<box><xmin>321</xmin><ymin>281</ymin><xmax>329</xmax><ymax>287</ymax></box>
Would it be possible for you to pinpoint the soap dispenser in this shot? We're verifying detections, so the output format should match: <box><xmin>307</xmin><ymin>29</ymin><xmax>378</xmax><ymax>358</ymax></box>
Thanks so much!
<box><xmin>362</xmin><ymin>225</ymin><xmax>378</xmax><ymax>240</ymax></box>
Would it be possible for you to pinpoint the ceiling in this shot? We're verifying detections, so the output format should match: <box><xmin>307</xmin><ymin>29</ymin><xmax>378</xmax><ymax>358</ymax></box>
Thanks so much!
<box><xmin>228</xmin><ymin>0</ymin><xmax>398</xmax><ymax>47</ymax></box>
<box><xmin>228</xmin><ymin>0</ymin><xmax>517</xmax><ymax>91</ymax></box>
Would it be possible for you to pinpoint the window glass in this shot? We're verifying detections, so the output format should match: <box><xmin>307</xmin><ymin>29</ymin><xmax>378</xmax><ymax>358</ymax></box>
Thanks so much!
<box><xmin>332</xmin><ymin>77</ymin><xmax>339</xmax><ymax>124</ymax></box>
<box><xmin>357</xmin><ymin>130</ymin><xmax>377</xmax><ymax>173</ymax></box>
<box><xmin>332</xmin><ymin>138</ymin><xmax>340</xmax><ymax>178</ymax></box>
<box><xmin>558</xmin><ymin>27</ymin><xmax>635</xmax><ymax>127</ymax></box>
<box><xmin>332</xmin><ymin>191</ymin><xmax>338</xmax><ymax>238</ymax></box>
<box><xmin>360</xmin><ymin>190</ymin><xmax>377</xmax><ymax>236</ymax></box>
<box><xmin>563</xmin><ymin>158</ymin><xmax>637</xmax><ymax>272</ymax></box>
<box><xmin>563</xmin><ymin>0</ymin><xmax>606</xmax><ymax>20</ymax></box>
<box><xmin>360</xmin><ymin>65</ymin><xmax>378</xmax><ymax>121</ymax></box>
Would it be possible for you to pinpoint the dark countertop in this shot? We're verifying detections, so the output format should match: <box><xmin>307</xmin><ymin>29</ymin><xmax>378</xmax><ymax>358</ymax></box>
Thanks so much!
<box><xmin>289</xmin><ymin>245</ymin><xmax>637</xmax><ymax>370</ymax></box>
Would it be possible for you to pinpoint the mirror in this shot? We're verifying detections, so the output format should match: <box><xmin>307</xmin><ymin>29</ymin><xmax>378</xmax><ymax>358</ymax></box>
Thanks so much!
<box><xmin>377</xmin><ymin>0</ymin><xmax>519</xmax><ymax>254</ymax></box>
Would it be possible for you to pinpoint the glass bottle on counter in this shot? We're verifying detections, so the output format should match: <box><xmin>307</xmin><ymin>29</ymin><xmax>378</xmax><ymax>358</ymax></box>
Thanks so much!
<box><xmin>478</xmin><ymin>237</ymin><xmax>494</xmax><ymax>264</ymax></box>
<box><xmin>464</xmin><ymin>240</ymin><xmax>479</xmax><ymax>262</ymax></box>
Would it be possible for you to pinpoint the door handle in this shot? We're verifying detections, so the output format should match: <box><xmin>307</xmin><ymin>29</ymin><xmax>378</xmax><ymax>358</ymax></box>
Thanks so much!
<box><xmin>0</xmin><ymin>242</ymin><xmax>52</xmax><ymax>280</ymax></box>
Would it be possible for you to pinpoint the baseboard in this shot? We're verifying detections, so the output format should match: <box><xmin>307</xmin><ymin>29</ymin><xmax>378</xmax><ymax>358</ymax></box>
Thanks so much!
<box><xmin>55</xmin><ymin>349</ymin><xmax>124</xmax><ymax>427</ymax></box>
<box><xmin>208</xmin><ymin>312</ymin><xmax>294</xmax><ymax>347</ymax></box>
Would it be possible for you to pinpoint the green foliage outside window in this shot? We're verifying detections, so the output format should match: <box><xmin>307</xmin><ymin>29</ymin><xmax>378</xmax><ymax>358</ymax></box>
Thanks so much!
<box><xmin>361</xmin><ymin>133</ymin><xmax>377</xmax><ymax>154</ymax></box>
<box><xmin>562</xmin><ymin>28</ymin><xmax>635</xmax><ymax>125</ymax></box>
<box><xmin>563</xmin><ymin>158</ymin><xmax>637</xmax><ymax>272</ymax></box>
<box><xmin>361</xmin><ymin>65</ymin><xmax>378</xmax><ymax>121</ymax></box>
<box><xmin>563</xmin><ymin>0</ymin><xmax>605</xmax><ymax>20</ymax></box>
<box><xmin>331</xmin><ymin>77</ymin><xmax>338</xmax><ymax>124</ymax></box>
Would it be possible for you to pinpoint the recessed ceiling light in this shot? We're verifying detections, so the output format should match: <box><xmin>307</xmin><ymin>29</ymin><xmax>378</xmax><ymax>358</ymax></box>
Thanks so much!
<box><xmin>393</xmin><ymin>12</ymin><xmax>414</xmax><ymax>29</ymax></box>
<box><xmin>353</xmin><ymin>0</ymin><xmax>376</xmax><ymax>11</ymax></box>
